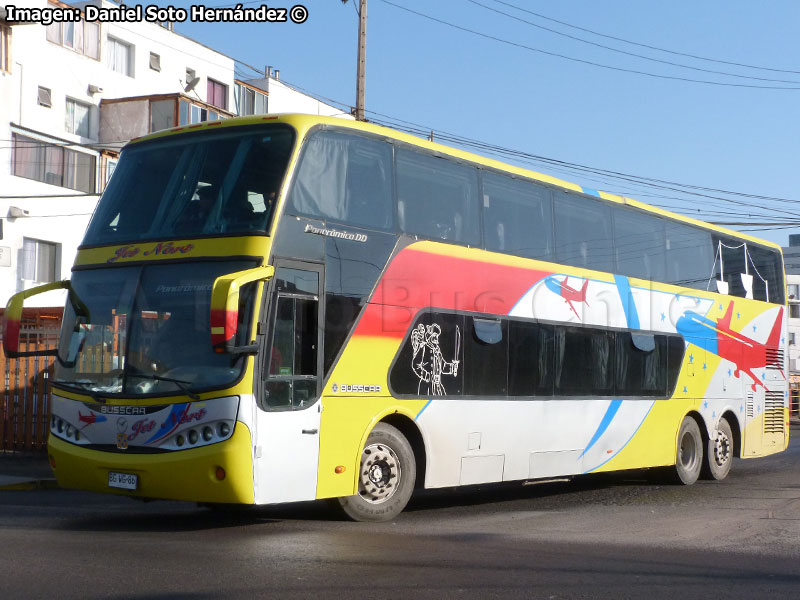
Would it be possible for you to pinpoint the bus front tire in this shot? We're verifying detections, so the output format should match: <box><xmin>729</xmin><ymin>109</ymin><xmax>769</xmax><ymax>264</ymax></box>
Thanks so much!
<box><xmin>673</xmin><ymin>417</ymin><xmax>703</xmax><ymax>485</ymax></box>
<box><xmin>701</xmin><ymin>417</ymin><xmax>733</xmax><ymax>481</ymax></box>
<box><xmin>335</xmin><ymin>423</ymin><xmax>416</xmax><ymax>522</ymax></box>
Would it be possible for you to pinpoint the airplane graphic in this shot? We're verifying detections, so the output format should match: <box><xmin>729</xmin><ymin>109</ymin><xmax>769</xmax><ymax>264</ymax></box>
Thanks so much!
<box><xmin>78</xmin><ymin>411</ymin><xmax>107</xmax><ymax>428</ymax></box>
<box><xmin>544</xmin><ymin>275</ymin><xmax>589</xmax><ymax>320</ymax></box>
<box><xmin>676</xmin><ymin>303</ymin><xmax>784</xmax><ymax>391</ymax></box>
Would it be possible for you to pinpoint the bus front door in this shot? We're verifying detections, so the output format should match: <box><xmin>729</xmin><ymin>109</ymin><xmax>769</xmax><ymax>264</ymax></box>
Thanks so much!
<box><xmin>253</xmin><ymin>263</ymin><xmax>324</xmax><ymax>504</ymax></box>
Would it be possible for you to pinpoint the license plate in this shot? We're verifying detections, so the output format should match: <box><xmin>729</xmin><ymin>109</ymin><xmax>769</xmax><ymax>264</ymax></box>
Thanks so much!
<box><xmin>108</xmin><ymin>471</ymin><xmax>138</xmax><ymax>490</ymax></box>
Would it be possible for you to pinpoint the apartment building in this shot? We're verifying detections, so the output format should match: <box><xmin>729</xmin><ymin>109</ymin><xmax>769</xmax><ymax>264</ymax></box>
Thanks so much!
<box><xmin>0</xmin><ymin>0</ymin><xmax>348</xmax><ymax>311</ymax></box>
<box><xmin>783</xmin><ymin>235</ymin><xmax>800</xmax><ymax>412</ymax></box>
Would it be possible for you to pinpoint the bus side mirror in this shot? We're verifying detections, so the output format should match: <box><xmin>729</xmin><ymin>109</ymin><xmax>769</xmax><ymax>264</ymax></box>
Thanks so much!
<box><xmin>210</xmin><ymin>265</ymin><xmax>274</xmax><ymax>354</ymax></box>
<box><xmin>3</xmin><ymin>280</ymin><xmax>70</xmax><ymax>358</ymax></box>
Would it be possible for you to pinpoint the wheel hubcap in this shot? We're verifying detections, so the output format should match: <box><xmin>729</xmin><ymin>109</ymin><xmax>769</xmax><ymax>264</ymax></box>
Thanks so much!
<box><xmin>713</xmin><ymin>430</ymin><xmax>731</xmax><ymax>467</ymax></box>
<box><xmin>358</xmin><ymin>443</ymin><xmax>401</xmax><ymax>504</ymax></box>
<box><xmin>679</xmin><ymin>431</ymin><xmax>697</xmax><ymax>469</ymax></box>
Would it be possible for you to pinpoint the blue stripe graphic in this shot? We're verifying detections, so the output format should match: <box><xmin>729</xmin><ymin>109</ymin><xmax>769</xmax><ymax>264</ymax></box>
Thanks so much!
<box><xmin>614</xmin><ymin>274</ymin><xmax>640</xmax><ymax>329</ymax></box>
<box><xmin>579</xmin><ymin>400</ymin><xmax>621</xmax><ymax>458</ymax></box>
<box><xmin>584</xmin><ymin>401</ymin><xmax>656</xmax><ymax>473</ymax></box>
<box><xmin>415</xmin><ymin>399</ymin><xmax>433</xmax><ymax>421</ymax></box>
<box><xmin>582</xmin><ymin>187</ymin><xmax>601</xmax><ymax>197</ymax></box>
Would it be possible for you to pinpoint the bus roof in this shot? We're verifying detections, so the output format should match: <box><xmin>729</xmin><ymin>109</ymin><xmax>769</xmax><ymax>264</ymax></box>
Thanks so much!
<box><xmin>130</xmin><ymin>113</ymin><xmax>782</xmax><ymax>253</ymax></box>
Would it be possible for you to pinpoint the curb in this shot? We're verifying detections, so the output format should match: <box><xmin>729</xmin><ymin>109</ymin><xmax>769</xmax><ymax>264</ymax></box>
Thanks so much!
<box><xmin>0</xmin><ymin>479</ymin><xmax>59</xmax><ymax>491</ymax></box>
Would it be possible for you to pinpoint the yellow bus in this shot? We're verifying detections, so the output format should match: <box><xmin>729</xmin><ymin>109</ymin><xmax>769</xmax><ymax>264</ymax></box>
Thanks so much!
<box><xmin>4</xmin><ymin>114</ymin><xmax>788</xmax><ymax>521</ymax></box>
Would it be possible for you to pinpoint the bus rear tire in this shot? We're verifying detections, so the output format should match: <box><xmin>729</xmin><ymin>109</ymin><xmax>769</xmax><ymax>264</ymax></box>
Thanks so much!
<box><xmin>673</xmin><ymin>416</ymin><xmax>703</xmax><ymax>485</ymax></box>
<box><xmin>335</xmin><ymin>423</ymin><xmax>416</xmax><ymax>522</ymax></box>
<box><xmin>701</xmin><ymin>417</ymin><xmax>733</xmax><ymax>481</ymax></box>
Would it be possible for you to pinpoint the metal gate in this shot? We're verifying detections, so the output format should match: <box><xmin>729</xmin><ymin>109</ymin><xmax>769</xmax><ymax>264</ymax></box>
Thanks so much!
<box><xmin>0</xmin><ymin>315</ymin><xmax>60</xmax><ymax>453</ymax></box>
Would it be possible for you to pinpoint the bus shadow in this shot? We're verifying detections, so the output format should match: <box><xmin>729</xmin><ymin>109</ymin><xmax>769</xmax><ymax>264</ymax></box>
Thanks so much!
<box><xmin>55</xmin><ymin>469</ymin><xmax>667</xmax><ymax>532</ymax></box>
<box><xmin>58</xmin><ymin>499</ymin><xmax>341</xmax><ymax>533</ymax></box>
<box><xmin>406</xmin><ymin>468</ymin><xmax>665</xmax><ymax>513</ymax></box>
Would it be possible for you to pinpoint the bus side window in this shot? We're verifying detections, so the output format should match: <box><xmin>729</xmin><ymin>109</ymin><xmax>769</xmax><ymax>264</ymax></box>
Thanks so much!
<box><xmin>553</xmin><ymin>191</ymin><xmax>614</xmax><ymax>273</ymax></box>
<box><xmin>482</xmin><ymin>171</ymin><xmax>554</xmax><ymax>261</ymax></box>
<box><xmin>612</xmin><ymin>208</ymin><xmax>666</xmax><ymax>282</ymax></box>
<box><xmin>664</xmin><ymin>223</ymin><xmax>714</xmax><ymax>290</ymax></box>
<box><xmin>396</xmin><ymin>148</ymin><xmax>480</xmax><ymax>246</ymax></box>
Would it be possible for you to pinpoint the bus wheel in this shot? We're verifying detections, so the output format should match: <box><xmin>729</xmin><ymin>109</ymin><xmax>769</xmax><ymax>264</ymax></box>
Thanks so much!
<box><xmin>701</xmin><ymin>417</ymin><xmax>733</xmax><ymax>481</ymax></box>
<box><xmin>673</xmin><ymin>417</ymin><xmax>703</xmax><ymax>485</ymax></box>
<box><xmin>336</xmin><ymin>423</ymin><xmax>416</xmax><ymax>522</ymax></box>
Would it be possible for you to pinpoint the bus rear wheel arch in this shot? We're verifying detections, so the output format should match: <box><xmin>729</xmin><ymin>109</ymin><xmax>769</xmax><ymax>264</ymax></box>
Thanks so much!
<box><xmin>335</xmin><ymin>422</ymin><xmax>416</xmax><ymax>522</ymax></box>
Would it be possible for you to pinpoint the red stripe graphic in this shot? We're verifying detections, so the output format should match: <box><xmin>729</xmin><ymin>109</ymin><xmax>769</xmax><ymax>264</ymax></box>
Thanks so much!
<box><xmin>355</xmin><ymin>246</ymin><xmax>551</xmax><ymax>338</ymax></box>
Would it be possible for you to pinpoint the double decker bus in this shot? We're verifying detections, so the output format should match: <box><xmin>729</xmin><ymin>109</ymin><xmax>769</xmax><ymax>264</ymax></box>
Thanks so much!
<box><xmin>4</xmin><ymin>114</ymin><xmax>788</xmax><ymax>521</ymax></box>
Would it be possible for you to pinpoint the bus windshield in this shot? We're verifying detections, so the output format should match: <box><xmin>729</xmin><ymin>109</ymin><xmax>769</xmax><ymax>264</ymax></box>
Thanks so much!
<box><xmin>54</xmin><ymin>261</ymin><xmax>256</xmax><ymax>397</ymax></box>
<box><xmin>84</xmin><ymin>125</ymin><xmax>295</xmax><ymax>245</ymax></box>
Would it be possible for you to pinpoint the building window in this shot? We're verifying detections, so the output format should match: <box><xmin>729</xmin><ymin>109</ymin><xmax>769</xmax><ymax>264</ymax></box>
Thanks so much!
<box><xmin>788</xmin><ymin>284</ymin><xmax>799</xmax><ymax>300</ymax></box>
<box><xmin>149</xmin><ymin>52</ymin><xmax>161</xmax><ymax>72</ymax></box>
<box><xmin>791</xmin><ymin>304</ymin><xmax>800</xmax><ymax>319</ymax></box>
<box><xmin>37</xmin><ymin>86</ymin><xmax>52</xmax><ymax>108</ymax></box>
<box><xmin>107</xmin><ymin>36</ymin><xmax>133</xmax><ymax>77</ymax></box>
<box><xmin>0</xmin><ymin>24</ymin><xmax>11</xmax><ymax>73</ymax></box>
<box><xmin>11</xmin><ymin>134</ymin><xmax>96</xmax><ymax>193</ymax></box>
<box><xmin>207</xmin><ymin>78</ymin><xmax>228</xmax><ymax>110</ymax></box>
<box><xmin>234</xmin><ymin>82</ymin><xmax>268</xmax><ymax>116</ymax></box>
<box><xmin>790</xmin><ymin>332</ymin><xmax>796</xmax><ymax>346</ymax></box>
<box><xmin>66</xmin><ymin>99</ymin><xmax>91</xmax><ymax>137</ymax></box>
<box><xmin>103</xmin><ymin>156</ymin><xmax>118</xmax><ymax>188</ymax></box>
<box><xmin>150</xmin><ymin>99</ymin><xmax>175</xmax><ymax>132</ymax></box>
<box><xmin>21</xmin><ymin>238</ymin><xmax>59</xmax><ymax>283</ymax></box>
<box><xmin>45</xmin><ymin>19</ymin><xmax>99</xmax><ymax>59</ymax></box>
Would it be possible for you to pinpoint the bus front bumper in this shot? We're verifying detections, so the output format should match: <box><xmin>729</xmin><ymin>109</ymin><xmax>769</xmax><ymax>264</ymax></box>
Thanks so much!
<box><xmin>48</xmin><ymin>423</ymin><xmax>254</xmax><ymax>504</ymax></box>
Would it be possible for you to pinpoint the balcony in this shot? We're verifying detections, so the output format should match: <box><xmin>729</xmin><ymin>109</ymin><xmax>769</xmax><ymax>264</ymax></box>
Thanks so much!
<box><xmin>99</xmin><ymin>93</ymin><xmax>234</xmax><ymax>149</ymax></box>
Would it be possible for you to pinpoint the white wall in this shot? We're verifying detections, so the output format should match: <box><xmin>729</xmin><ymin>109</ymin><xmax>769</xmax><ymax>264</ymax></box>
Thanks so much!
<box><xmin>256</xmin><ymin>77</ymin><xmax>353</xmax><ymax>119</ymax></box>
<box><xmin>0</xmin><ymin>0</ymin><xmax>354</xmax><ymax>310</ymax></box>
<box><xmin>787</xmin><ymin>273</ymin><xmax>800</xmax><ymax>374</ymax></box>
<box><xmin>0</xmin><ymin>0</ymin><xmax>236</xmax><ymax>308</ymax></box>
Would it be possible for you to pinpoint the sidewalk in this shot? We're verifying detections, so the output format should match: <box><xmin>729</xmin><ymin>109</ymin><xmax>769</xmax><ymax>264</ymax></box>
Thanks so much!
<box><xmin>0</xmin><ymin>452</ymin><xmax>58</xmax><ymax>490</ymax></box>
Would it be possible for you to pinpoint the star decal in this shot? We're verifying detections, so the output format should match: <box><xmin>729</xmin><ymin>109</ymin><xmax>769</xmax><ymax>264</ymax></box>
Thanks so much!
<box><xmin>660</xmin><ymin>312</ymin><xmax>666</xmax><ymax>322</ymax></box>
<box><xmin>689</xmin><ymin>354</ymin><xmax>694</xmax><ymax>364</ymax></box>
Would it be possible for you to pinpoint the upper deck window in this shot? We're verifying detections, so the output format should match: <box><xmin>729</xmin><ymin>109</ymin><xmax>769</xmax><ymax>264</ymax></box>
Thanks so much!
<box><xmin>396</xmin><ymin>148</ymin><xmax>480</xmax><ymax>245</ymax></box>
<box><xmin>83</xmin><ymin>125</ymin><xmax>295</xmax><ymax>246</ymax></box>
<box><xmin>287</xmin><ymin>130</ymin><xmax>394</xmax><ymax>231</ymax></box>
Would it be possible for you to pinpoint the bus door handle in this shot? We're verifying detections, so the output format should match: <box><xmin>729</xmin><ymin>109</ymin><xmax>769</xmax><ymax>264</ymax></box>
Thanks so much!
<box><xmin>302</xmin><ymin>429</ymin><xmax>319</xmax><ymax>435</ymax></box>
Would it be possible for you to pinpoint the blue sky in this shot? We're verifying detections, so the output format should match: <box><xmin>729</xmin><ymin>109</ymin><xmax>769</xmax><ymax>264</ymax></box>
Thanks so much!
<box><xmin>164</xmin><ymin>0</ymin><xmax>799</xmax><ymax>246</ymax></box>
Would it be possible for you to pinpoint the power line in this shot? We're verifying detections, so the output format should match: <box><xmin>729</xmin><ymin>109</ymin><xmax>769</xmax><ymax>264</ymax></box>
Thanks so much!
<box><xmin>489</xmin><ymin>0</ymin><xmax>800</xmax><ymax>76</ymax></box>
<box><xmin>247</xmin><ymin>70</ymin><xmax>800</xmax><ymax>224</ymax></box>
<box><xmin>465</xmin><ymin>0</ymin><xmax>800</xmax><ymax>85</ymax></box>
<box><xmin>376</xmin><ymin>0</ymin><xmax>800</xmax><ymax>90</ymax></box>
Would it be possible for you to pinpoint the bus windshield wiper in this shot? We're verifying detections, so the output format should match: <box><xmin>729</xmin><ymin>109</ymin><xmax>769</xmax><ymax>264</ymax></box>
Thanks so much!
<box><xmin>51</xmin><ymin>379</ymin><xmax>109</xmax><ymax>404</ymax></box>
<box><xmin>127</xmin><ymin>373</ymin><xmax>201</xmax><ymax>400</ymax></box>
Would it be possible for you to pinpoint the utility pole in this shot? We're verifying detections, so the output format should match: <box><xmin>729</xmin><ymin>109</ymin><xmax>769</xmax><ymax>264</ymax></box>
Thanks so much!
<box><xmin>355</xmin><ymin>0</ymin><xmax>367</xmax><ymax>121</ymax></box>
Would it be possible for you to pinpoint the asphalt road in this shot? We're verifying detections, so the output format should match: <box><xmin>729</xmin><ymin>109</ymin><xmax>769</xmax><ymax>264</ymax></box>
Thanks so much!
<box><xmin>2</xmin><ymin>429</ymin><xmax>800</xmax><ymax>599</ymax></box>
